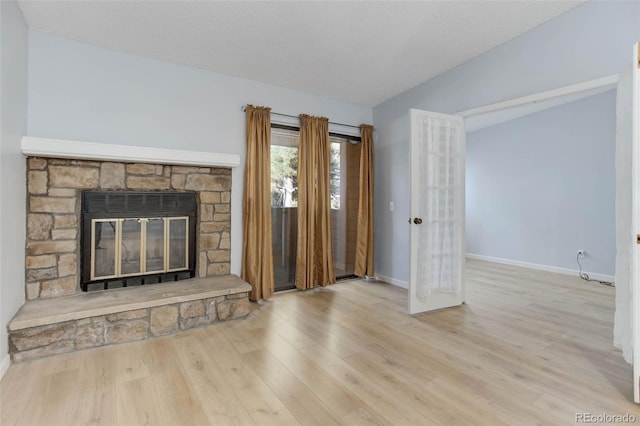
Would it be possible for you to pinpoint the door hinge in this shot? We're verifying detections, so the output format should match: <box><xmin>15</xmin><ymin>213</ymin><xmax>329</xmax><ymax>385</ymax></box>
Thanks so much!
<box><xmin>637</xmin><ymin>234</ymin><xmax>640</xmax><ymax>244</ymax></box>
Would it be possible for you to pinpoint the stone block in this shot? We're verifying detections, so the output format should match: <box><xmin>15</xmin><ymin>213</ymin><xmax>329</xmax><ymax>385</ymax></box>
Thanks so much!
<box><xmin>199</xmin><ymin>233</ymin><xmax>221</xmax><ymax>251</ymax></box>
<box><xmin>54</xmin><ymin>214</ymin><xmax>78</xmax><ymax>229</ymax></box>
<box><xmin>100</xmin><ymin>163</ymin><xmax>125</xmax><ymax>189</ymax></box>
<box><xmin>200</xmin><ymin>204</ymin><xmax>214</xmax><ymax>221</ymax></box>
<box><xmin>219</xmin><ymin>234</ymin><xmax>230</xmax><ymax>250</ymax></box>
<box><xmin>207</xmin><ymin>250</ymin><xmax>230</xmax><ymax>263</ymax></box>
<box><xmin>106</xmin><ymin>309</ymin><xmax>148</xmax><ymax>322</ymax></box>
<box><xmin>211</xmin><ymin>168</ymin><xmax>231</xmax><ymax>176</ymax></box>
<box><xmin>126</xmin><ymin>176</ymin><xmax>170</xmax><ymax>190</ymax></box>
<box><xmin>217</xmin><ymin>298</ymin><xmax>250</xmax><ymax>321</ymax></box>
<box><xmin>28</xmin><ymin>171</ymin><xmax>48</xmax><ymax>194</ymax></box>
<box><xmin>171</xmin><ymin>166</ymin><xmax>203</xmax><ymax>175</ymax></box>
<box><xmin>49</xmin><ymin>166</ymin><xmax>99</xmax><ymax>188</ymax></box>
<box><xmin>179</xmin><ymin>316</ymin><xmax>214</xmax><ymax>330</ymax></box>
<box><xmin>184</xmin><ymin>175</ymin><xmax>231</xmax><ymax>191</ymax></box>
<box><xmin>207</xmin><ymin>263</ymin><xmax>230</xmax><ymax>276</ymax></box>
<box><xmin>150</xmin><ymin>305</ymin><xmax>178</xmax><ymax>336</ymax></box>
<box><xmin>52</xmin><ymin>229</ymin><xmax>77</xmax><ymax>241</ymax></box>
<box><xmin>155</xmin><ymin>165</ymin><xmax>165</xmax><ymax>176</ymax></box>
<box><xmin>58</xmin><ymin>254</ymin><xmax>77</xmax><ymax>277</ymax></box>
<box><xmin>171</xmin><ymin>173</ymin><xmax>185</xmax><ymax>190</ymax></box>
<box><xmin>40</xmin><ymin>276</ymin><xmax>77</xmax><ymax>298</ymax></box>
<box><xmin>126</xmin><ymin>163</ymin><xmax>157</xmax><ymax>175</ymax></box>
<box><xmin>106</xmin><ymin>320</ymin><xmax>148</xmax><ymax>344</ymax></box>
<box><xmin>214</xmin><ymin>203</ymin><xmax>230</xmax><ymax>213</ymax></box>
<box><xmin>26</xmin><ymin>255</ymin><xmax>57</xmax><ymax>269</ymax></box>
<box><xmin>51</xmin><ymin>159</ymin><xmax>100</xmax><ymax>168</ymax></box>
<box><xmin>205</xmin><ymin>297</ymin><xmax>224</xmax><ymax>318</ymax></box>
<box><xmin>12</xmin><ymin>341</ymin><xmax>74</xmax><ymax>363</ymax></box>
<box><xmin>48</xmin><ymin>188</ymin><xmax>77</xmax><ymax>197</ymax></box>
<box><xmin>179</xmin><ymin>300</ymin><xmax>205</xmax><ymax>319</ymax></box>
<box><xmin>199</xmin><ymin>192</ymin><xmax>220</xmax><ymax>204</ymax></box>
<box><xmin>221</xmin><ymin>191</ymin><xmax>231</xmax><ymax>203</ymax></box>
<box><xmin>213</xmin><ymin>213</ymin><xmax>231</xmax><ymax>222</ymax></box>
<box><xmin>28</xmin><ymin>214</ymin><xmax>53</xmax><ymax>240</ymax></box>
<box><xmin>30</xmin><ymin>196</ymin><xmax>76</xmax><ymax>214</ymax></box>
<box><xmin>198</xmin><ymin>252</ymin><xmax>207</xmax><ymax>278</ymax></box>
<box><xmin>27</xmin><ymin>267</ymin><xmax>57</xmax><ymax>282</ymax></box>
<box><xmin>28</xmin><ymin>158</ymin><xmax>47</xmax><ymax>170</ymax></box>
<box><xmin>200</xmin><ymin>222</ymin><xmax>230</xmax><ymax>233</ymax></box>
<box><xmin>10</xmin><ymin>323</ymin><xmax>75</xmax><ymax>351</ymax></box>
<box><xmin>27</xmin><ymin>240</ymin><xmax>76</xmax><ymax>255</ymax></box>
<box><xmin>76</xmin><ymin>317</ymin><xmax>106</xmax><ymax>327</ymax></box>
<box><xmin>76</xmin><ymin>323</ymin><xmax>105</xmax><ymax>350</ymax></box>
<box><xmin>26</xmin><ymin>282</ymin><xmax>40</xmax><ymax>300</ymax></box>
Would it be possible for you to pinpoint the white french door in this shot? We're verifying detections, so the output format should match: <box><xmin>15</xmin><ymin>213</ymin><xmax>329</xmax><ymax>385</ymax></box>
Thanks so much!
<box><xmin>409</xmin><ymin>109</ymin><xmax>466</xmax><ymax>315</ymax></box>
<box><xmin>632</xmin><ymin>42</ymin><xmax>640</xmax><ymax>404</ymax></box>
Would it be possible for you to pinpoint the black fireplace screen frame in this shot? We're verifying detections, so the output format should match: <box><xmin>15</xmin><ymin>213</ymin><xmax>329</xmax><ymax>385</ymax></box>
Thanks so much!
<box><xmin>81</xmin><ymin>190</ymin><xmax>197</xmax><ymax>292</ymax></box>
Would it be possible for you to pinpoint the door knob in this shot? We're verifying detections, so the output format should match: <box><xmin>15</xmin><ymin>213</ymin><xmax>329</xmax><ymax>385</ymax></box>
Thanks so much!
<box><xmin>413</xmin><ymin>218</ymin><xmax>423</xmax><ymax>225</ymax></box>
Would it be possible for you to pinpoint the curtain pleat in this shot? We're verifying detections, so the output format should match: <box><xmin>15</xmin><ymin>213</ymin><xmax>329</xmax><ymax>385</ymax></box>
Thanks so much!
<box><xmin>242</xmin><ymin>105</ymin><xmax>275</xmax><ymax>301</ymax></box>
<box><xmin>295</xmin><ymin>114</ymin><xmax>336</xmax><ymax>289</ymax></box>
<box><xmin>355</xmin><ymin>124</ymin><xmax>374</xmax><ymax>277</ymax></box>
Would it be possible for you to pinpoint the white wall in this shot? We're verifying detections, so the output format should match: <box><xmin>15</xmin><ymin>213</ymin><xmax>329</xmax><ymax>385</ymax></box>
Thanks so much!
<box><xmin>372</xmin><ymin>1</ymin><xmax>640</xmax><ymax>284</ymax></box>
<box><xmin>0</xmin><ymin>1</ymin><xmax>28</xmax><ymax>371</ymax></box>
<box><xmin>466</xmin><ymin>90</ymin><xmax>617</xmax><ymax>275</ymax></box>
<box><xmin>27</xmin><ymin>30</ymin><xmax>373</xmax><ymax>277</ymax></box>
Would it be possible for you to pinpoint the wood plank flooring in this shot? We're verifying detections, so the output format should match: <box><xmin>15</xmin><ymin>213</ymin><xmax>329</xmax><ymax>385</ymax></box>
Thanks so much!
<box><xmin>2</xmin><ymin>259</ymin><xmax>638</xmax><ymax>425</ymax></box>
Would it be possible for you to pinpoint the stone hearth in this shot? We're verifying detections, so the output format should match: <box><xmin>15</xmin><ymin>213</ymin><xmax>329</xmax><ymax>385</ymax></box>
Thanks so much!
<box><xmin>8</xmin><ymin>276</ymin><xmax>251</xmax><ymax>362</ymax></box>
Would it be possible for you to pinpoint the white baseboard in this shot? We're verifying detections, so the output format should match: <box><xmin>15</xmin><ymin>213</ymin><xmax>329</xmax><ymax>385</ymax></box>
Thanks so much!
<box><xmin>375</xmin><ymin>274</ymin><xmax>408</xmax><ymax>289</ymax></box>
<box><xmin>0</xmin><ymin>354</ymin><xmax>10</xmax><ymax>381</ymax></box>
<box><xmin>466</xmin><ymin>253</ymin><xmax>615</xmax><ymax>283</ymax></box>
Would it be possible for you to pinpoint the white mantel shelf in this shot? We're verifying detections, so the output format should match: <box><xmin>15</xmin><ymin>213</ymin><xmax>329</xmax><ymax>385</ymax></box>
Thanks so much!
<box><xmin>21</xmin><ymin>136</ymin><xmax>240</xmax><ymax>168</ymax></box>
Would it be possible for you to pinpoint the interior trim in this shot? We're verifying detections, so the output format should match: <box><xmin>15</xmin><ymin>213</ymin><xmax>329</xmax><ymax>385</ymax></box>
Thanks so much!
<box><xmin>21</xmin><ymin>136</ymin><xmax>240</xmax><ymax>168</ymax></box>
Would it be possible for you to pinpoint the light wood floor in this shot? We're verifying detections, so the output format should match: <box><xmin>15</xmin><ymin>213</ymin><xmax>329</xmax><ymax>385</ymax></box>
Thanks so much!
<box><xmin>2</xmin><ymin>259</ymin><xmax>638</xmax><ymax>425</ymax></box>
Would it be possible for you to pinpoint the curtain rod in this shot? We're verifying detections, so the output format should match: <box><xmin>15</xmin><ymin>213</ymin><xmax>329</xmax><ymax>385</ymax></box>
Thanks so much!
<box><xmin>241</xmin><ymin>105</ymin><xmax>362</xmax><ymax>130</ymax></box>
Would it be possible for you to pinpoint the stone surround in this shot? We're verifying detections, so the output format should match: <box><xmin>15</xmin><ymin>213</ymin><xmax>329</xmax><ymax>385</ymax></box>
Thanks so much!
<box><xmin>25</xmin><ymin>157</ymin><xmax>232</xmax><ymax>300</ymax></box>
<box><xmin>8</xmin><ymin>276</ymin><xmax>251</xmax><ymax>362</ymax></box>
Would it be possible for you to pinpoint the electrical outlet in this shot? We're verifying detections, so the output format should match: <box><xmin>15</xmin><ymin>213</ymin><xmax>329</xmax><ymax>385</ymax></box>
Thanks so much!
<box><xmin>577</xmin><ymin>250</ymin><xmax>585</xmax><ymax>258</ymax></box>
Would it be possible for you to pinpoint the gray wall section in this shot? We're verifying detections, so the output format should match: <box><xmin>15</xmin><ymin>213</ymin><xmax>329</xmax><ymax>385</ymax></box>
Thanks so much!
<box><xmin>372</xmin><ymin>1</ymin><xmax>640</xmax><ymax>283</ymax></box>
<box><xmin>466</xmin><ymin>90</ymin><xmax>617</xmax><ymax>275</ymax></box>
<box><xmin>27</xmin><ymin>30</ymin><xmax>373</xmax><ymax>278</ymax></box>
<box><xmin>0</xmin><ymin>1</ymin><xmax>28</xmax><ymax>362</ymax></box>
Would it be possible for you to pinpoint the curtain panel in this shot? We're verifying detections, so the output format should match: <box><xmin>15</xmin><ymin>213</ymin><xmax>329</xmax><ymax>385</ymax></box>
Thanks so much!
<box><xmin>355</xmin><ymin>124</ymin><xmax>374</xmax><ymax>277</ymax></box>
<box><xmin>242</xmin><ymin>105</ymin><xmax>275</xmax><ymax>301</ymax></box>
<box><xmin>295</xmin><ymin>114</ymin><xmax>336</xmax><ymax>289</ymax></box>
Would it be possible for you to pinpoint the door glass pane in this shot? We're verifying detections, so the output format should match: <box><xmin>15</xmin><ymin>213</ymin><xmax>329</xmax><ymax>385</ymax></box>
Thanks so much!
<box><xmin>271</xmin><ymin>128</ymin><xmax>299</xmax><ymax>291</ymax></box>
<box><xmin>93</xmin><ymin>220</ymin><xmax>116</xmax><ymax>278</ymax></box>
<box><xmin>330</xmin><ymin>136</ymin><xmax>360</xmax><ymax>278</ymax></box>
<box><xmin>168</xmin><ymin>218</ymin><xmax>188</xmax><ymax>270</ymax></box>
<box><xmin>146</xmin><ymin>219</ymin><xmax>165</xmax><ymax>273</ymax></box>
<box><xmin>121</xmin><ymin>219</ymin><xmax>142</xmax><ymax>275</ymax></box>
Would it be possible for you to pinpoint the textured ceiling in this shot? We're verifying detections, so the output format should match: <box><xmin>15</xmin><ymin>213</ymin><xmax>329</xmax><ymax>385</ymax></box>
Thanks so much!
<box><xmin>18</xmin><ymin>1</ymin><xmax>582</xmax><ymax>107</ymax></box>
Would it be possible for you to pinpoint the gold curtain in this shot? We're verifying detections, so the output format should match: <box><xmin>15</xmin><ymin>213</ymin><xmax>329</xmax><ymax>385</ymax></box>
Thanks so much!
<box><xmin>295</xmin><ymin>114</ymin><xmax>336</xmax><ymax>289</ymax></box>
<box><xmin>242</xmin><ymin>105</ymin><xmax>275</xmax><ymax>301</ymax></box>
<box><xmin>355</xmin><ymin>124</ymin><xmax>374</xmax><ymax>277</ymax></box>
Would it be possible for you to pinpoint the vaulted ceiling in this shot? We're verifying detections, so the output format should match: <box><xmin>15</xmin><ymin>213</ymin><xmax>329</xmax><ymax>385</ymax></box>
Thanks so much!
<box><xmin>18</xmin><ymin>1</ymin><xmax>582</xmax><ymax>107</ymax></box>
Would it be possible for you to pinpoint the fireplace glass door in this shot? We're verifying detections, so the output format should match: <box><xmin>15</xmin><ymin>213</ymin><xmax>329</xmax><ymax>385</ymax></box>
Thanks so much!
<box><xmin>91</xmin><ymin>216</ymin><xmax>189</xmax><ymax>281</ymax></box>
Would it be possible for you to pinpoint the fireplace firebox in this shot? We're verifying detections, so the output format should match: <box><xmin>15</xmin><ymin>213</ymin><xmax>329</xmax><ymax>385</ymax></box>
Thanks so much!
<box><xmin>81</xmin><ymin>191</ymin><xmax>197</xmax><ymax>291</ymax></box>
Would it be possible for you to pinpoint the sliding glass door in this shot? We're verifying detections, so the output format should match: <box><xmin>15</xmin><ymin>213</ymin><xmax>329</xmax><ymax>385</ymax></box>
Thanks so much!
<box><xmin>270</xmin><ymin>126</ymin><xmax>361</xmax><ymax>291</ymax></box>
<box><xmin>271</xmin><ymin>128</ymin><xmax>299</xmax><ymax>291</ymax></box>
<box><xmin>329</xmin><ymin>135</ymin><xmax>361</xmax><ymax>278</ymax></box>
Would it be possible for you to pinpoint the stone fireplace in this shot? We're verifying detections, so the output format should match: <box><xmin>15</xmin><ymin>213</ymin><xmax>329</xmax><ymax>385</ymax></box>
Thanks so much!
<box><xmin>8</xmin><ymin>140</ymin><xmax>250</xmax><ymax>362</ymax></box>
<box><xmin>25</xmin><ymin>157</ymin><xmax>232</xmax><ymax>299</ymax></box>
